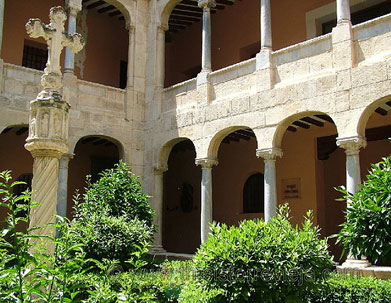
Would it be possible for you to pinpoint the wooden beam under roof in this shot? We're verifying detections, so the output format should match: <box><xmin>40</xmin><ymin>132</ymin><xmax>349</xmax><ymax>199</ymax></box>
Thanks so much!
<box><xmin>87</xmin><ymin>0</ymin><xmax>105</xmax><ymax>9</ymax></box>
<box><xmin>169</xmin><ymin>24</ymin><xmax>187</xmax><ymax>30</ymax></box>
<box><xmin>170</xmin><ymin>14</ymin><xmax>200</xmax><ymax>22</ymax></box>
<box><xmin>293</xmin><ymin>120</ymin><xmax>310</xmax><ymax>129</ymax></box>
<box><xmin>81</xmin><ymin>137</ymin><xmax>98</xmax><ymax>144</ymax></box>
<box><xmin>216</xmin><ymin>0</ymin><xmax>234</xmax><ymax>5</ymax></box>
<box><xmin>98</xmin><ymin>5</ymin><xmax>115</xmax><ymax>13</ymax></box>
<box><xmin>300</xmin><ymin>116</ymin><xmax>324</xmax><ymax>127</ymax></box>
<box><xmin>314</xmin><ymin>114</ymin><xmax>334</xmax><ymax>123</ymax></box>
<box><xmin>109</xmin><ymin>10</ymin><xmax>121</xmax><ymax>17</ymax></box>
<box><xmin>287</xmin><ymin>126</ymin><xmax>297</xmax><ymax>132</ymax></box>
<box><xmin>375</xmin><ymin>107</ymin><xmax>387</xmax><ymax>116</ymax></box>
<box><xmin>172</xmin><ymin>10</ymin><xmax>203</xmax><ymax>18</ymax></box>
<box><xmin>169</xmin><ymin>19</ymin><xmax>193</xmax><ymax>26</ymax></box>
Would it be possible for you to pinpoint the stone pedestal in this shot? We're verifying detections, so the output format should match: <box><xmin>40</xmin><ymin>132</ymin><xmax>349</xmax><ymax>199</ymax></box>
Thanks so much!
<box><xmin>25</xmin><ymin>93</ymin><xmax>70</xmax><ymax>238</ymax></box>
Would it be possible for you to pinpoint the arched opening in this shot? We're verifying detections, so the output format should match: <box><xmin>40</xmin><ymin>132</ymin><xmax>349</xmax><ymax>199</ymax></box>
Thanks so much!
<box><xmin>0</xmin><ymin>125</ymin><xmax>33</xmax><ymax>226</ymax></box>
<box><xmin>359</xmin><ymin>98</ymin><xmax>391</xmax><ymax>183</ymax></box>
<box><xmin>212</xmin><ymin>128</ymin><xmax>262</xmax><ymax>225</ymax></box>
<box><xmin>163</xmin><ymin>139</ymin><xmax>201</xmax><ymax>254</ymax></box>
<box><xmin>275</xmin><ymin>113</ymin><xmax>345</xmax><ymax>259</ymax></box>
<box><xmin>3</xmin><ymin>0</ymin><xmax>129</xmax><ymax>88</ymax></box>
<box><xmin>67</xmin><ymin>135</ymin><xmax>122</xmax><ymax>218</ymax></box>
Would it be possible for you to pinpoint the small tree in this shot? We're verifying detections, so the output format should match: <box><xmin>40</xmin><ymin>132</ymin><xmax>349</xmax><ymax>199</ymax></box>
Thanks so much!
<box><xmin>69</xmin><ymin>161</ymin><xmax>155</xmax><ymax>268</ymax></box>
<box><xmin>337</xmin><ymin>156</ymin><xmax>391</xmax><ymax>265</ymax></box>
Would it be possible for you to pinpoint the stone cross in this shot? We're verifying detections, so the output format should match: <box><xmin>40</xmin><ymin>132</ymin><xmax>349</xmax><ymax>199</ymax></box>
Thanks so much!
<box><xmin>26</xmin><ymin>6</ymin><xmax>84</xmax><ymax>91</ymax></box>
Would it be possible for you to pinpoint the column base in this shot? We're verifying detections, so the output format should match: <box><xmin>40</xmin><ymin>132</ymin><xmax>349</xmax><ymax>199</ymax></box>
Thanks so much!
<box><xmin>341</xmin><ymin>257</ymin><xmax>371</xmax><ymax>269</ymax></box>
<box><xmin>149</xmin><ymin>245</ymin><xmax>166</xmax><ymax>254</ymax></box>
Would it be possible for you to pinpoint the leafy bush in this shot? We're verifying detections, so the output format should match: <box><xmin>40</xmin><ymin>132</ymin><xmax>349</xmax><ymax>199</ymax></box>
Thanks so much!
<box><xmin>0</xmin><ymin>171</ymin><xmax>92</xmax><ymax>302</ymax></box>
<box><xmin>193</xmin><ymin>205</ymin><xmax>333</xmax><ymax>303</ymax></box>
<box><xmin>69</xmin><ymin>161</ymin><xmax>155</xmax><ymax>267</ymax></box>
<box><xmin>337</xmin><ymin>156</ymin><xmax>391</xmax><ymax>265</ymax></box>
<box><xmin>307</xmin><ymin>273</ymin><xmax>391</xmax><ymax>303</ymax></box>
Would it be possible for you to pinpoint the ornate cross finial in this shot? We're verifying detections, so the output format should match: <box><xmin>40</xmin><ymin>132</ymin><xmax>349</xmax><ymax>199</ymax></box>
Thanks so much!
<box><xmin>26</xmin><ymin>6</ymin><xmax>85</xmax><ymax>93</ymax></box>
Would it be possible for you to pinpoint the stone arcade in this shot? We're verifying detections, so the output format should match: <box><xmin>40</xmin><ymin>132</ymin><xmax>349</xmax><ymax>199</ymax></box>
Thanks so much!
<box><xmin>1</xmin><ymin>0</ymin><xmax>391</xmax><ymax>268</ymax></box>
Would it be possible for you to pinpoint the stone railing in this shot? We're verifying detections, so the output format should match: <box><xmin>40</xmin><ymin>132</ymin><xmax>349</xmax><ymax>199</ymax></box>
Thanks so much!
<box><xmin>210</xmin><ymin>58</ymin><xmax>257</xmax><ymax>101</ymax></box>
<box><xmin>0</xmin><ymin>63</ymin><xmax>125</xmax><ymax>115</ymax></box>
<box><xmin>162</xmin><ymin>78</ymin><xmax>197</xmax><ymax>113</ymax></box>
<box><xmin>273</xmin><ymin>33</ymin><xmax>333</xmax><ymax>85</ymax></box>
<box><xmin>353</xmin><ymin>13</ymin><xmax>391</xmax><ymax>64</ymax></box>
<box><xmin>77</xmin><ymin>79</ymin><xmax>125</xmax><ymax>113</ymax></box>
<box><xmin>2</xmin><ymin>63</ymin><xmax>42</xmax><ymax>111</ymax></box>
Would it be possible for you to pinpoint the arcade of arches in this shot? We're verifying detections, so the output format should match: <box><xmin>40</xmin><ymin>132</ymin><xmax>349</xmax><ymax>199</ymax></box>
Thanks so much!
<box><xmin>162</xmin><ymin>106</ymin><xmax>391</xmax><ymax>258</ymax></box>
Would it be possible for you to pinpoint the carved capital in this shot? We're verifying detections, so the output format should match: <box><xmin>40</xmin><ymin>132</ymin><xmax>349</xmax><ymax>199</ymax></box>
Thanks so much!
<box><xmin>198</xmin><ymin>0</ymin><xmax>216</xmax><ymax>9</ymax></box>
<box><xmin>66</xmin><ymin>0</ymin><xmax>82</xmax><ymax>14</ymax></box>
<box><xmin>256</xmin><ymin>148</ymin><xmax>283</xmax><ymax>161</ymax></box>
<box><xmin>336</xmin><ymin>136</ymin><xmax>367</xmax><ymax>156</ymax></box>
<box><xmin>154</xmin><ymin>165</ymin><xmax>168</xmax><ymax>175</ymax></box>
<box><xmin>195</xmin><ymin>157</ymin><xmax>218</xmax><ymax>168</ymax></box>
<box><xmin>158</xmin><ymin>24</ymin><xmax>169</xmax><ymax>32</ymax></box>
<box><xmin>126</xmin><ymin>23</ymin><xmax>135</xmax><ymax>32</ymax></box>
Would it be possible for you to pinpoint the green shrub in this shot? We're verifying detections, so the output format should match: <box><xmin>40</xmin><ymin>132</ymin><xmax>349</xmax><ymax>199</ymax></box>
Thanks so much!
<box><xmin>307</xmin><ymin>273</ymin><xmax>391</xmax><ymax>303</ymax></box>
<box><xmin>0</xmin><ymin>171</ymin><xmax>92</xmax><ymax>302</ymax></box>
<box><xmin>337</xmin><ymin>156</ymin><xmax>391</xmax><ymax>265</ymax></box>
<box><xmin>193</xmin><ymin>205</ymin><xmax>333</xmax><ymax>303</ymax></box>
<box><xmin>69</xmin><ymin>161</ymin><xmax>155</xmax><ymax>267</ymax></box>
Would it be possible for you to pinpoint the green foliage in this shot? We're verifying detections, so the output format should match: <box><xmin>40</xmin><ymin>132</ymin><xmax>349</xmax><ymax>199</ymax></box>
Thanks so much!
<box><xmin>70</xmin><ymin>161</ymin><xmax>154</xmax><ymax>267</ymax></box>
<box><xmin>307</xmin><ymin>273</ymin><xmax>391</xmax><ymax>303</ymax></box>
<box><xmin>193</xmin><ymin>205</ymin><xmax>333</xmax><ymax>303</ymax></box>
<box><xmin>337</xmin><ymin>156</ymin><xmax>391</xmax><ymax>265</ymax></box>
<box><xmin>0</xmin><ymin>171</ymin><xmax>93</xmax><ymax>302</ymax></box>
<box><xmin>74</xmin><ymin>161</ymin><xmax>154</xmax><ymax>227</ymax></box>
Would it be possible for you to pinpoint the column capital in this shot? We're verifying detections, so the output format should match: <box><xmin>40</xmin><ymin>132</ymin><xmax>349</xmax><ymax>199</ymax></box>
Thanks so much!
<box><xmin>66</xmin><ymin>0</ymin><xmax>82</xmax><ymax>14</ymax></box>
<box><xmin>195</xmin><ymin>157</ymin><xmax>218</xmax><ymax>168</ymax></box>
<box><xmin>336</xmin><ymin>136</ymin><xmax>367</xmax><ymax>155</ymax></box>
<box><xmin>157</xmin><ymin>24</ymin><xmax>169</xmax><ymax>32</ymax></box>
<box><xmin>256</xmin><ymin>148</ymin><xmax>283</xmax><ymax>160</ymax></box>
<box><xmin>198</xmin><ymin>0</ymin><xmax>216</xmax><ymax>9</ymax></box>
<box><xmin>154</xmin><ymin>165</ymin><xmax>168</xmax><ymax>175</ymax></box>
<box><xmin>126</xmin><ymin>23</ymin><xmax>135</xmax><ymax>32</ymax></box>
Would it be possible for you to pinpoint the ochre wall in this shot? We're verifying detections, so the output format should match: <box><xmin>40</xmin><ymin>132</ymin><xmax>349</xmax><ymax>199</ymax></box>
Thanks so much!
<box><xmin>3</xmin><ymin>0</ymin><xmax>128</xmax><ymax>88</ymax></box>
<box><xmin>0</xmin><ymin>127</ymin><xmax>33</xmax><ymax>228</ymax></box>
<box><xmin>165</xmin><ymin>0</ymin><xmax>334</xmax><ymax>87</ymax></box>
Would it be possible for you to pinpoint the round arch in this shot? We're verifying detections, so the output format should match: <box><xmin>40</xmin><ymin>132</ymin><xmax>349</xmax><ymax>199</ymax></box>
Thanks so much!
<box><xmin>158</xmin><ymin>0</ymin><xmax>182</xmax><ymax>29</ymax></box>
<box><xmin>158</xmin><ymin>137</ymin><xmax>197</xmax><ymax>169</ymax></box>
<box><xmin>357</xmin><ymin>95</ymin><xmax>391</xmax><ymax>138</ymax></box>
<box><xmin>207</xmin><ymin>126</ymin><xmax>259</xmax><ymax>159</ymax></box>
<box><xmin>100</xmin><ymin>0</ymin><xmax>133</xmax><ymax>28</ymax></box>
<box><xmin>70</xmin><ymin>134</ymin><xmax>125</xmax><ymax>160</ymax></box>
<box><xmin>272</xmin><ymin>111</ymin><xmax>339</xmax><ymax>148</ymax></box>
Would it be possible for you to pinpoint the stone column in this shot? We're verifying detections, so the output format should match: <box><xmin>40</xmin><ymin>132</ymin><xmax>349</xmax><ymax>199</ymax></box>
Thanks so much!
<box><xmin>151</xmin><ymin>166</ymin><xmax>167</xmax><ymax>253</ymax></box>
<box><xmin>196</xmin><ymin>157</ymin><xmax>218</xmax><ymax>244</ymax></box>
<box><xmin>257</xmin><ymin>148</ymin><xmax>283</xmax><ymax>223</ymax></box>
<box><xmin>261</xmin><ymin>0</ymin><xmax>272</xmax><ymax>50</ymax></box>
<box><xmin>0</xmin><ymin>0</ymin><xmax>5</xmax><ymax>55</ymax></box>
<box><xmin>25</xmin><ymin>96</ymin><xmax>70</xmax><ymax>238</ymax></box>
<box><xmin>337</xmin><ymin>0</ymin><xmax>351</xmax><ymax>23</ymax></box>
<box><xmin>337</xmin><ymin>136</ymin><xmax>370</xmax><ymax>268</ymax></box>
<box><xmin>64</xmin><ymin>1</ymin><xmax>82</xmax><ymax>73</ymax></box>
<box><xmin>256</xmin><ymin>0</ymin><xmax>274</xmax><ymax>90</ymax></box>
<box><xmin>57</xmin><ymin>153</ymin><xmax>73</xmax><ymax>218</ymax></box>
<box><xmin>198</xmin><ymin>0</ymin><xmax>216</xmax><ymax>73</ymax></box>
<box><xmin>336</xmin><ymin>136</ymin><xmax>366</xmax><ymax>196</ymax></box>
<box><xmin>154</xmin><ymin>25</ymin><xmax>167</xmax><ymax>116</ymax></box>
<box><xmin>127</xmin><ymin>24</ymin><xmax>136</xmax><ymax>88</ymax></box>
